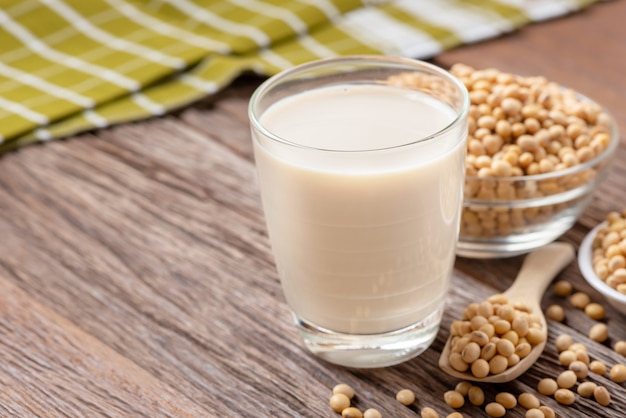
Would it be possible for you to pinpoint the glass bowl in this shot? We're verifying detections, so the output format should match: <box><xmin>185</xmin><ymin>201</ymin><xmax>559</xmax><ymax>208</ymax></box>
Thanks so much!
<box><xmin>456</xmin><ymin>97</ymin><xmax>619</xmax><ymax>259</ymax></box>
<box><xmin>578</xmin><ymin>222</ymin><xmax>626</xmax><ymax>315</ymax></box>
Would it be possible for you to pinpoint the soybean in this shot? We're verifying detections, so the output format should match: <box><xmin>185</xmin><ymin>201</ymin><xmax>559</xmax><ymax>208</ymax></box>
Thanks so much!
<box><xmin>450</xmin><ymin>353</ymin><xmax>469</xmax><ymax>372</ymax></box>
<box><xmin>496</xmin><ymin>339</ymin><xmax>515</xmax><ymax>357</ymax></box>
<box><xmin>538</xmin><ymin>406</ymin><xmax>555</xmax><ymax>418</ymax></box>
<box><xmin>330</xmin><ymin>394</ymin><xmax>351</xmax><ymax>413</ymax></box>
<box><xmin>614</xmin><ymin>340</ymin><xmax>626</xmax><ymax>356</ymax></box>
<box><xmin>443</xmin><ymin>391</ymin><xmax>465</xmax><ymax>409</ymax></box>
<box><xmin>569</xmin><ymin>360</ymin><xmax>589</xmax><ymax>379</ymax></box>
<box><xmin>537</xmin><ymin>378</ymin><xmax>558</xmax><ymax>396</ymax></box>
<box><xmin>489</xmin><ymin>355</ymin><xmax>508</xmax><ymax>375</ymax></box>
<box><xmin>553</xmin><ymin>280</ymin><xmax>573</xmax><ymax>297</ymax></box>
<box><xmin>495</xmin><ymin>392</ymin><xmax>516</xmax><ymax>409</ymax></box>
<box><xmin>518</xmin><ymin>393</ymin><xmax>540</xmax><ymax>409</ymax></box>
<box><xmin>364</xmin><ymin>410</ymin><xmax>382</xmax><ymax>418</ymax></box>
<box><xmin>577</xmin><ymin>381</ymin><xmax>598</xmax><ymax>398</ymax></box>
<box><xmin>471</xmin><ymin>359</ymin><xmax>490</xmax><ymax>378</ymax></box>
<box><xmin>576</xmin><ymin>349</ymin><xmax>590</xmax><ymax>365</ymax></box>
<box><xmin>557</xmin><ymin>370</ymin><xmax>577</xmax><ymax>389</ymax></box>
<box><xmin>396</xmin><ymin>389</ymin><xmax>415</xmax><ymax>406</ymax></box>
<box><xmin>554</xmin><ymin>388</ymin><xmax>576</xmax><ymax>405</ymax></box>
<box><xmin>342</xmin><ymin>407</ymin><xmax>363</xmax><ymax>418</ymax></box>
<box><xmin>515</xmin><ymin>342</ymin><xmax>532</xmax><ymax>358</ymax></box>
<box><xmin>333</xmin><ymin>384</ymin><xmax>356</xmax><ymax>399</ymax></box>
<box><xmin>585</xmin><ymin>303</ymin><xmax>606</xmax><ymax>320</ymax></box>
<box><xmin>589</xmin><ymin>323</ymin><xmax>609</xmax><ymax>342</ymax></box>
<box><xmin>559</xmin><ymin>350</ymin><xmax>577</xmax><ymax>367</ymax></box>
<box><xmin>554</xmin><ymin>334</ymin><xmax>573</xmax><ymax>352</ymax></box>
<box><xmin>589</xmin><ymin>360</ymin><xmax>607</xmax><ymax>375</ymax></box>
<box><xmin>546</xmin><ymin>305</ymin><xmax>565</xmax><ymax>322</ymax></box>
<box><xmin>468</xmin><ymin>386</ymin><xmax>485</xmax><ymax>406</ymax></box>
<box><xmin>420</xmin><ymin>407</ymin><xmax>439</xmax><ymax>418</ymax></box>
<box><xmin>525</xmin><ymin>409</ymin><xmax>544</xmax><ymax>418</ymax></box>
<box><xmin>454</xmin><ymin>381</ymin><xmax>472</xmax><ymax>397</ymax></box>
<box><xmin>462</xmin><ymin>342</ymin><xmax>481</xmax><ymax>363</ymax></box>
<box><xmin>594</xmin><ymin>386</ymin><xmax>611</xmax><ymax>406</ymax></box>
<box><xmin>570</xmin><ymin>292</ymin><xmax>591</xmax><ymax>309</ymax></box>
<box><xmin>485</xmin><ymin>402</ymin><xmax>506</xmax><ymax>418</ymax></box>
<box><xmin>610</xmin><ymin>363</ymin><xmax>626</xmax><ymax>383</ymax></box>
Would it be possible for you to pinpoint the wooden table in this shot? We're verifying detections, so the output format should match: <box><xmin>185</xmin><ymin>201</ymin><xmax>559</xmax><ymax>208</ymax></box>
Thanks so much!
<box><xmin>1</xmin><ymin>2</ymin><xmax>625</xmax><ymax>417</ymax></box>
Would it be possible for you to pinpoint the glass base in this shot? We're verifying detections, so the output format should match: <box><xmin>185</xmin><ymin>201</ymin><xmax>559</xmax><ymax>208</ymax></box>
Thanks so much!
<box><xmin>295</xmin><ymin>306</ymin><xmax>443</xmax><ymax>368</ymax></box>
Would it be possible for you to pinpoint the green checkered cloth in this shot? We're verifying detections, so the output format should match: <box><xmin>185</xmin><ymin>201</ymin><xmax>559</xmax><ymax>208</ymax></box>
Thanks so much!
<box><xmin>0</xmin><ymin>0</ymin><xmax>599</xmax><ymax>152</ymax></box>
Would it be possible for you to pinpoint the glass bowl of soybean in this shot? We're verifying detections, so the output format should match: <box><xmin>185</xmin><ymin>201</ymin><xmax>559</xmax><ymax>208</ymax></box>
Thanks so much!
<box><xmin>450</xmin><ymin>64</ymin><xmax>619</xmax><ymax>259</ymax></box>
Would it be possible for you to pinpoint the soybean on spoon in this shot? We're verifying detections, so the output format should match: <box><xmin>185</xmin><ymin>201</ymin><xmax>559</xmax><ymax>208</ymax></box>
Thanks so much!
<box><xmin>439</xmin><ymin>242</ymin><xmax>575</xmax><ymax>383</ymax></box>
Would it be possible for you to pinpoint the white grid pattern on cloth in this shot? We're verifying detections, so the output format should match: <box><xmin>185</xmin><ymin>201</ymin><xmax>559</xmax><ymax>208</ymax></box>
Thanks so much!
<box><xmin>498</xmin><ymin>0</ymin><xmax>582</xmax><ymax>21</ymax></box>
<box><xmin>0</xmin><ymin>61</ymin><xmax>94</xmax><ymax>108</ymax></box>
<box><xmin>83</xmin><ymin>109</ymin><xmax>109</xmax><ymax>128</ymax></box>
<box><xmin>180</xmin><ymin>74</ymin><xmax>220</xmax><ymax>94</ymax></box>
<box><xmin>229</xmin><ymin>0</ymin><xmax>309</xmax><ymax>35</ymax></box>
<box><xmin>40</xmin><ymin>0</ymin><xmax>187</xmax><ymax>69</ymax></box>
<box><xmin>298</xmin><ymin>0</ymin><xmax>343</xmax><ymax>20</ymax></box>
<box><xmin>396</xmin><ymin>0</ymin><xmax>516</xmax><ymax>44</ymax></box>
<box><xmin>162</xmin><ymin>0</ymin><xmax>272</xmax><ymax>47</ymax></box>
<box><xmin>0</xmin><ymin>96</ymin><xmax>49</xmax><ymax>125</ymax></box>
<box><xmin>103</xmin><ymin>0</ymin><xmax>232</xmax><ymax>53</ymax></box>
<box><xmin>0</xmin><ymin>9</ymin><xmax>140</xmax><ymax>92</ymax></box>
<box><xmin>131</xmin><ymin>92</ymin><xmax>166</xmax><ymax>116</ymax></box>
<box><xmin>337</xmin><ymin>7</ymin><xmax>442</xmax><ymax>58</ymax></box>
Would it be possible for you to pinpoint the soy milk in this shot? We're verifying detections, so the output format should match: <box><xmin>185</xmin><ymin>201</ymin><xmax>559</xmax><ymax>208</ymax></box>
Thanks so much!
<box><xmin>253</xmin><ymin>84</ymin><xmax>465</xmax><ymax>335</ymax></box>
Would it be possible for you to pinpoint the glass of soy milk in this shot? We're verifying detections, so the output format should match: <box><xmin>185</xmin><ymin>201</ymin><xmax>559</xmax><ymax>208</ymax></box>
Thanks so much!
<box><xmin>249</xmin><ymin>56</ymin><xmax>469</xmax><ymax>368</ymax></box>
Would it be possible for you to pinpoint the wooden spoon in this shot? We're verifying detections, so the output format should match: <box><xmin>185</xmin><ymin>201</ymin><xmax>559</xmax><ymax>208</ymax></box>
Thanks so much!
<box><xmin>439</xmin><ymin>242</ymin><xmax>575</xmax><ymax>383</ymax></box>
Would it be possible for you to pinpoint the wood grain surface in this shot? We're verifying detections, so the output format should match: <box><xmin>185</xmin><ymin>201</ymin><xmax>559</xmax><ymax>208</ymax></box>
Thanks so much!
<box><xmin>1</xmin><ymin>1</ymin><xmax>625</xmax><ymax>417</ymax></box>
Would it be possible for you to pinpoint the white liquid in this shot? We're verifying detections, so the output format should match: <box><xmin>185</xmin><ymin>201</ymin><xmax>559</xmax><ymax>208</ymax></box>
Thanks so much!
<box><xmin>253</xmin><ymin>85</ymin><xmax>465</xmax><ymax>334</ymax></box>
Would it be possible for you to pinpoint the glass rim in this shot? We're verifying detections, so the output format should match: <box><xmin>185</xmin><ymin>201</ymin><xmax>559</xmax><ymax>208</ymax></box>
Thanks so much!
<box><xmin>248</xmin><ymin>55</ymin><xmax>470</xmax><ymax>153</ymax></box>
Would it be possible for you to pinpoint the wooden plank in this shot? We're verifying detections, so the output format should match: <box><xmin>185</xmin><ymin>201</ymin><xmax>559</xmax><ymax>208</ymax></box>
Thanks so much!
<box><xmin>0</xmin><ymin>277</ymin><xmax>209</xmax><ymax>417</ymax></box>
<box><xmin>0</xmin><ymin>127</ymin><xmax>319</xmax><ymax>416</ymax></box>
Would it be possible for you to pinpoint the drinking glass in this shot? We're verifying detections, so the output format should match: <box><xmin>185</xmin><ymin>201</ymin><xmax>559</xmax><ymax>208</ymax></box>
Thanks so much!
<box><xmin>249</xmin><ymin>56</ymin><xmax>468</xmax><ymax>368</ymax></box>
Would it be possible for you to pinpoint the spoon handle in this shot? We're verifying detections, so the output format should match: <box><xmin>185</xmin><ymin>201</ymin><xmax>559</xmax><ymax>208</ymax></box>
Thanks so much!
<box><xmin>504</xmin><ymin>242</ymin><xmax>575</xmax><ymax>304</ymax></box>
